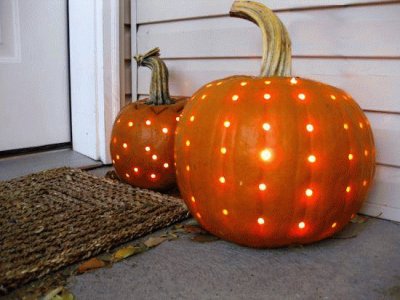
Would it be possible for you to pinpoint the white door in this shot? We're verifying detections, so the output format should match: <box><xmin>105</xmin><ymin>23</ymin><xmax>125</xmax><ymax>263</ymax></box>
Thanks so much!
<box><xmin>0</xmin><ymin>0</ymin><xmax>70</xmax><ymax>152</ymax></box>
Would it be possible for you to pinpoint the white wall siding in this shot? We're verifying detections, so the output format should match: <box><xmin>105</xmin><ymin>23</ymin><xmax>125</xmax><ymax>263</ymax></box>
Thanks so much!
<box><xmin>134</xmin><ymin>0</ymin><xmax>400</xmax><ymax>221</ymax></box>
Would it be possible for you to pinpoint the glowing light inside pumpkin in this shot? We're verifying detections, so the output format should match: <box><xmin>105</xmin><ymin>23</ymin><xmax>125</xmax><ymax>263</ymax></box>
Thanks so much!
<box><xmin>264</xmin><ymin>80</ymin><xmax>271</xmax><ymax>85</ymax></box>
<box><xmin>133</xmin><ymin>167</ymin><xmax>139</xmax><ymax>173</ymax></box>
<box><xmin>176</xmin><ymin>117</ymin><xmax>180</xmax><ymax>122</ymax></box>
<box><xmin>308</xmin><ymin>155</ymin><xmax>316</xmax><ymax>163</ymax></box>
<box><xmin>260</xmin><ymin>149</ymin><xmax>272</xmax><ymax>161</ymax></box>
<box><xmin>262</xmin><ymin>123</ymin><xmax>271</xmax><ymax>131</ymax></box>
<box><xmin>219</xmin><ymin>176</ymin><xmax>226</xmax><ymax>183</ymax></box>
<box><xmin>150</xmin><ymin>173</ymin><xmax>156</xmax><ymax>179</ymax></box>
<box><xmin>222</xmin><ymin>209</ymin><xmax>229</xmax><ymax>215</ymax></box>
<box><xmin>113</xmin><ymin>137</ymin><xmax>117</xmax><ymax>144</ymax></box>
<box><xmin>163</xmin><ymin>163</ymin><xmax>169</xmax><ymax>168</ymax></box>
<box><xmin>190</xmin><ymin>116</ymin><xmax>195</xmax><ymax>122</ymax></box>
<box><xmin>145</xmin><ymin>146</ymin><xmax>151</xmax><ymax>152</ymax></box>
<box><xmin>117</xmin><ymin>119</ymin><xmax>121</xmax><ymax>123</ymax></box>
<box><xmin>152</xmin><ymin>154</ymin><xmax>158</xmax><ymax>160</ymax></box>
<box><xmin>348</xmin><ymin>154</ymin><xmax>354</xmax><ymax>160</ymax></box>
<box><xmin>298</xmin><ymin>222</ymin><xmax>306</xmax><ymax>229</ymax></box>
<box><xmin>258</xmin><ymin>217</ymin><xmax>265</xmax><ymax>225</ymax></box>
<box><xmin>186</xmin><ymin>140</ymin><xmax>190</xmax><ymax>146</ymax></box>
<box><xmin>264</xmin><ymin>93</ymin><xmax>271</xmax><ymax>100</ymax></box>
<box><xmin>201</xmin><ymin>94</ymin><xmax>207</xmax><ymax>100</ymax></box>
<box><xmin>363</xmin><ymin>180</ymin><xmax>368</xmax><ymax>186</ymax></box>
<box><xmin>240</xmin><ymin>82</ymin><xmax>247</xmax><ymax>86</ymax></box>
<box><xmin>364</xmin><ymin>150</ymin><xmax>369</xmax><ymax>156</ymax></box>
<box><xmin>306</xmin><ymin>124</ymin><xmax>314</xmax><ymax>132</ymax></box>
<box><xmin>123</xmin><ymin>143</ymin><xmax>128</xmax><ymax>149</ymax></box>
<box><xmin>125</xmin><ymin>173</ymin><xmax>130</xmax><ymax>178</ymax></box>
<box><xmin>128</xmin><ymin>121</ymin><xmax>133</xmax><ymax>127</ymax></box>
<box><xmin>186</xmin><ymin>165</ymin><xmax>190</xmax><ymax>171</ymax></box>
<box><xmin>305</xmin><ymin>189</ymin><xmax>313</xmax><ymax>197</ymax></box>
<box><xmin>206</xmin><ymin>83</ymin><xmax>212</xmax><ymax>88</ymax></box>
<box><xmin>196</xmin><ymin>212</ymin><xmax>202</xmax><ymax>218</ymax></box>
<box><xmin>220</xmin><ymin>147</ymin><xmax>227</xmax><ymax>154</ymax></box>
<box><xmin>217</xmin><ymin>82</ymin><xmax>222</xmax><ymax>86</ymax></box>
<box><xmin>346</xmin><ymin>186</ymin><xmax>351</xmax><ymax>193</ymax></box>
<box><xmin>259</xmin><ymin>183</ymin><xmax>267</xmax><ymax>191</ymax></box>
<box><xmin>359</xmin><ymin>122</ymin><xmax>363</xmax><ymax>128</ymax></box>
<box><xmin>162</xmin><ymin>127</ymin><xmax>168</xmax><ymax>133</ymax></box>
<box><xmin>224</xmin><ymin>121</ymin><xmax>231</xmax><ymax>128</ymax></box>
<box><xmin>145</xmin><ymin>120</ymin><xmax>151</xmax><ymax>125</ymax></box>
<box><xmin>344</xmin><ymin>123</ymin><xmax>349</xmax><ymax>130</ymax></box>
<box><xmin>298</xmin><ymin>93</ymin><xmax>306</xmax><ymax>101</ymax></box>
<box><xmin>330</xmin><ymin>95</ymin><xmax>336</xmax><ymax>100</ymax></box>
<box><xmin>290</xmin><ymin>77</ymin><xmax>297</xmax><ymax>84</ymax></box>
<box><xmin>332</xmin><ymin>222</ymin><xmax>337</xmax><ymax>228</ymax></box>
<box><xmin>191</xmin><ymin>196</ymin><xmax>196</xmax><ymax>203</ymax></box>
<box><xmin>116</xmin><ymin>155</ymin><xmax>120</xmax><ymax>160</ymax></box>
<box><xmin>232</xmin><ymin>95</ymin><xmax>239</xmax><ymax>101</ymax></box>
<box><xmin>112</xmin><ymin>160</ymin><xmax>115</xmax><ymax>164</ymax></box>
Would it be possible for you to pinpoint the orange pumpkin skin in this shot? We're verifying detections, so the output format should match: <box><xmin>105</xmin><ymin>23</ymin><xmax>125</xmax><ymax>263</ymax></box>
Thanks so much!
<box><xmin>111</xmin><ymin>98</ymin><xmax>186</xmax><ymax>190</ymax></box>
<box><xmin>175</xmin><ymin>76</ymin><xmax>375</xmax><ymax>247</ymax></box>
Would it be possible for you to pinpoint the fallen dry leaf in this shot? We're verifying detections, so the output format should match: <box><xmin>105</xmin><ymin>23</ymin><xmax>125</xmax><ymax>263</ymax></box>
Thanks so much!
<box><xmin>191</xmin><ymin>233</ymin><xmax>219</xmax><ymax>243</ymax></box>
<box><xmin>144</xmin><ymin>236</ymin><xmax>167</xmax><ymax>248</ymax></box>
<box><xmin>350</xmin><ymin>214</ymin><xmax>369</xmax><ymax>224</ymax></box>
<box><xmin>113</xmin><ymin>245</ymin><xmax>140</xmax><ymax>262</ymax></box>
<box><xmin>76</xmin><ymin>258</ymin><xmax>106</xmax><ymax>274</ymax></box>
<box><xmin>184</xmin><ymin>225</ymin><xmax>206</xmax><ymax>234</ymax></box>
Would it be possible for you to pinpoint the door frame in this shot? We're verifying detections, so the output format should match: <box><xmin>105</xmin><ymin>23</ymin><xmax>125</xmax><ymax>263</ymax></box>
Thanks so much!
<box><xmin>68</xmin><ymin>0</ymin><xmax>121</xmax><ymax>164</ymax></box>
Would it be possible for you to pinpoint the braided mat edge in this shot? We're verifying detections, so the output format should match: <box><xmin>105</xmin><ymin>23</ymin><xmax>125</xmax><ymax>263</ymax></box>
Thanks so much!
<box><xmin>0</xmin><ymin>167</ymin><xmax>189</xmax><ymax>294</ymax></box>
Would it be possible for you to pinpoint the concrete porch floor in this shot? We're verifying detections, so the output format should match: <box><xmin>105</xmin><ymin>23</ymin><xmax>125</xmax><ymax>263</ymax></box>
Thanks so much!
<box><xmin>1</xmin><ymin>153</ymin><xmax>399</xmax><ymax>299</ymax></box>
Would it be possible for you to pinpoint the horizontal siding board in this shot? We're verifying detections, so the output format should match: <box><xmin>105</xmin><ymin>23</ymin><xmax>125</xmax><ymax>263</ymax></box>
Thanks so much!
<box><xmin>137</xmin><ymin>0</ymin><xmax>397</xmax><ymax>24</ymax></box>
<box><xmin>138</xmin><ymin>58</ymin><xmax>400</xmax><ymax>113</ymax></box>
<box><xmin>137</xmin><ymin>4</ymin><xmax>400</xmax><ymax>58</ymax></box>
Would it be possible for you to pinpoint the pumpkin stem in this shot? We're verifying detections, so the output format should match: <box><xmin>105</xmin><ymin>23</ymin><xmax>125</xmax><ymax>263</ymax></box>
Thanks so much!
<box><xmin>134</xmin><ymin>47</ymin><xmax>174</xmax><ymax>105</ymax></box>
<box><xmin>230</xmin><ymin>1</ymin><xmax>292</xmax><ymax>77</ymax></box>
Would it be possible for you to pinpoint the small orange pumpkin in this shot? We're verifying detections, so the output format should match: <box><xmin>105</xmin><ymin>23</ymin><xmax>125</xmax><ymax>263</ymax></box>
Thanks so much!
<box><xmin>111</xmin><ymin>48</ymin><xmax>187</xmax><ymax>190</ymax></box>
<box><xmin>174</xmin><ymin>1</ymin><xmax>375</xmax><ymax>247</ymax></box>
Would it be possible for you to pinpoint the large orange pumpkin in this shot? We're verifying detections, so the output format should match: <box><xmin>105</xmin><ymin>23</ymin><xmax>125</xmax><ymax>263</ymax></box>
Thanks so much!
<box><xmin>111</xmin><ymin>48</ymin><xmax>187</xmax><ymax>190</ymax></box>
<box><xmin>174</xmin><ymin>1</ymin><xmax>375</xmax><ymax>247</ymax></box>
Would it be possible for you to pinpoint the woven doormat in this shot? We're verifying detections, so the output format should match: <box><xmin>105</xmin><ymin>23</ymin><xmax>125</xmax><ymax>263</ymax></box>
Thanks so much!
<box><xmin>0</xmin><ymin>168</ymin><xmax>189</xmax><ymax>294</ymax></box>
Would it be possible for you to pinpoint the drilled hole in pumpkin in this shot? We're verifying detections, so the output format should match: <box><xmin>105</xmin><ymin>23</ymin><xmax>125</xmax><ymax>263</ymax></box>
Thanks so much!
<box><xmin>163</xmin><ymin>163</ymin><xmax>169</xmax><ymax>168</ymax></box>
<box><xmin>220</xmin><ymin>147</ymin><xmax>227</xmax><ymax>154</ymax></box>
<box><xmin>298</xmin><ymin>222</ymin><xmax>306</xmax><ymax>229</ymax></box>
<box><xmin>196</xmin><ymin>212</ymin><xmax>202</xmax><ymax>218</ymax></box>
<box><xmin>150</xmin><ymin>174</ymin><xmax>156</xmax><ymax>179</ymax></box>
<box><xmin>219</xmin><ymin>176</ymin><xmax>226</xmax><ymax>183</ymax></box>
<box><xmin>298</xmin><ymin>93</ymin><xmax>306</xmax><ymax>101</ymax></box>
<box><xmin>306</xmin><ymin>124</ymin><xmax>314</xmax><ymax>132</ymax></box>
<box><xmin>123</xmin><ymin>143</ymin><xmax>128</xmax><ymax>149</ymax></box>
<box><xmin>162</xmin><ymin>128</ymin><xmax>168</xmax><ymax>134</ymax></box>
<box><xmin>240</xmin><ymin>82</ymin><xmax>247</xmax><ymax>86</ymax></box>
<box><xmin>305</xmin><ymin>189</ymin><xmax>313</xmax><ymax>197</ymax></box>
<box><xmin>117</xmin><ymin>119</ymin><xmax>121</xmax><ymax>123</ymax></box>
<box><xmin>348</xmin><ymin>154</ymin><xmax>354</xmax><ymax>160</ymax></box>
<box><xmin>113</xmin><ymin>137</ymin><xmax>117</xmax><ymax>144</ymax></box>
<box><xmin>217</xmin><ymin>82</ymin><xmax>222</xmax><ymax>86</ymax></box>
<box><xmin>257</xmin><ymin>217</ymin><xmax>265</xmax><ymax>225</ymax></box>
<box><xmin>186</xmin><ymin>165</ymin><xmax>190</xmax><ymax>171</ymax></box>
<box><xmin>145</xmin><ymin>146</ymin><xmax>151</xmax><ymax>152</ymax></box>
<box><xmin>125</xmin><ymin>173</ymin><xmax>130</xmax><ymax>178</ymax></box>
<box><xmin>133</xmin><ymin>167</ymin><xmax>139</xmax><ymax>173</ymax></box>
<box><xmin>330</xmin><ymin>95</ymin><xmax>336</xmax><ymax>100</ymax></box>
<box><xmin>128</xmin><ymin>121</ymin><xmax>133</xmax><ymax>127</ymax></box>
<box><xmin>116</xmin><ymin>155</ymin><xmax>120</xmax><ymax>160</ymax></box>
<box><xmin>232</xmin><ymin>95</ymin><xmax>239</xmax><ymax>101</ymax></box>
<box><xmin>145</xmin><ymin>120</ymin><xmax>151</xmax><ymax>126</ymax></box>
<box><xmin>259</xmin><ymin>183</ymin><xmax>267</xmax><ymax>191</ymax></box>
<box><xmin>201</xmin><ymin>94</ymin><xmax>207</xmax><ymax>100</ymax></box>
<box><xmin>308</xmin><ymin>155</ymin><xmax>316</xmax><ymax>163</ymax></box>
<box><xmin>186</xmin><ymin>140</ymin><xmax>190</xmax><ymax>147</ymax></box>
<box><xmin>190</xmin><ymin>116</ymin><xmax>195</xmax><ymax>122</ymax></box>
<box><xmin>112</xmin><ymin>160</ymin><xmax>115</xmax><ymax>164</ymax></box>
<box><xmin>206</xmin><ymin>83</ymin><xmax>212</xmax><ymax>88</ymax></box>
<box><xmin>262</xmin><ymin>123</ymin><xmax>271</xmax><ymax>131</ymax></box>
<box><xmin>364</xmin><ymin>150</ymin><xmax>369</xmax><ymax>156</ymax></box>
<box><xmin>346</xmin><ymin>186</ymin><xmax>351</xmax><ymax>193</ymax></box>
<box><xmin>264</xmin><ymin>93</ymin><xmax>271</xmax><ymax>100</ymax></box>
<box><xmin>331</xmin><ymin>222</ymin><xmax>337</xmax><ymax>228</ymax></box>
<box><xmin>176</xmin><ymin>117</ymin><xmax>180</xmax><ymax>122</ymax></box>
<box><xmin>363</xmin><ymin>180</ymin><xmax>368</xmax><ymax>186</ymax></box>
<box><xmin>260</xmin><ymin>149</ymin><xmax>272</xmax><ymax>161</ymax></box>
<box><xmin>359</xmin><ymin>122</ymin><xmax>364</xmax><ymax>128</ymax></box>
<box><xmin>344</xmin><ymin>123</ymin><xmax>349</xmax><ymax>130</ymax></box>
<box><xmin>222</xmin><ymin>209</ymin><xmax>229</xmax><ymax>215</ymax></box>
<box><xmin>191</xmin><ymin>196</ymin><xmax>196</xmax><ymax>203</ymax></box>
<box><xmin>224</xmin><ymin>121</ymin><xmax>231</xmax><ymax>128</ymax></box>
<box><xmin>264</xmin><ymin>81</ymin><xmax>271</xmax><ymax>85</ymax></box>
<box><xmin>290</xmin><ymin>77</ymin><xmax>297</xmax><ymax>84</ymax></box>
<box><xmin>152</xmin><ymin>154</ymin><xmax>158</xmax><ymax>160</ymax></box>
